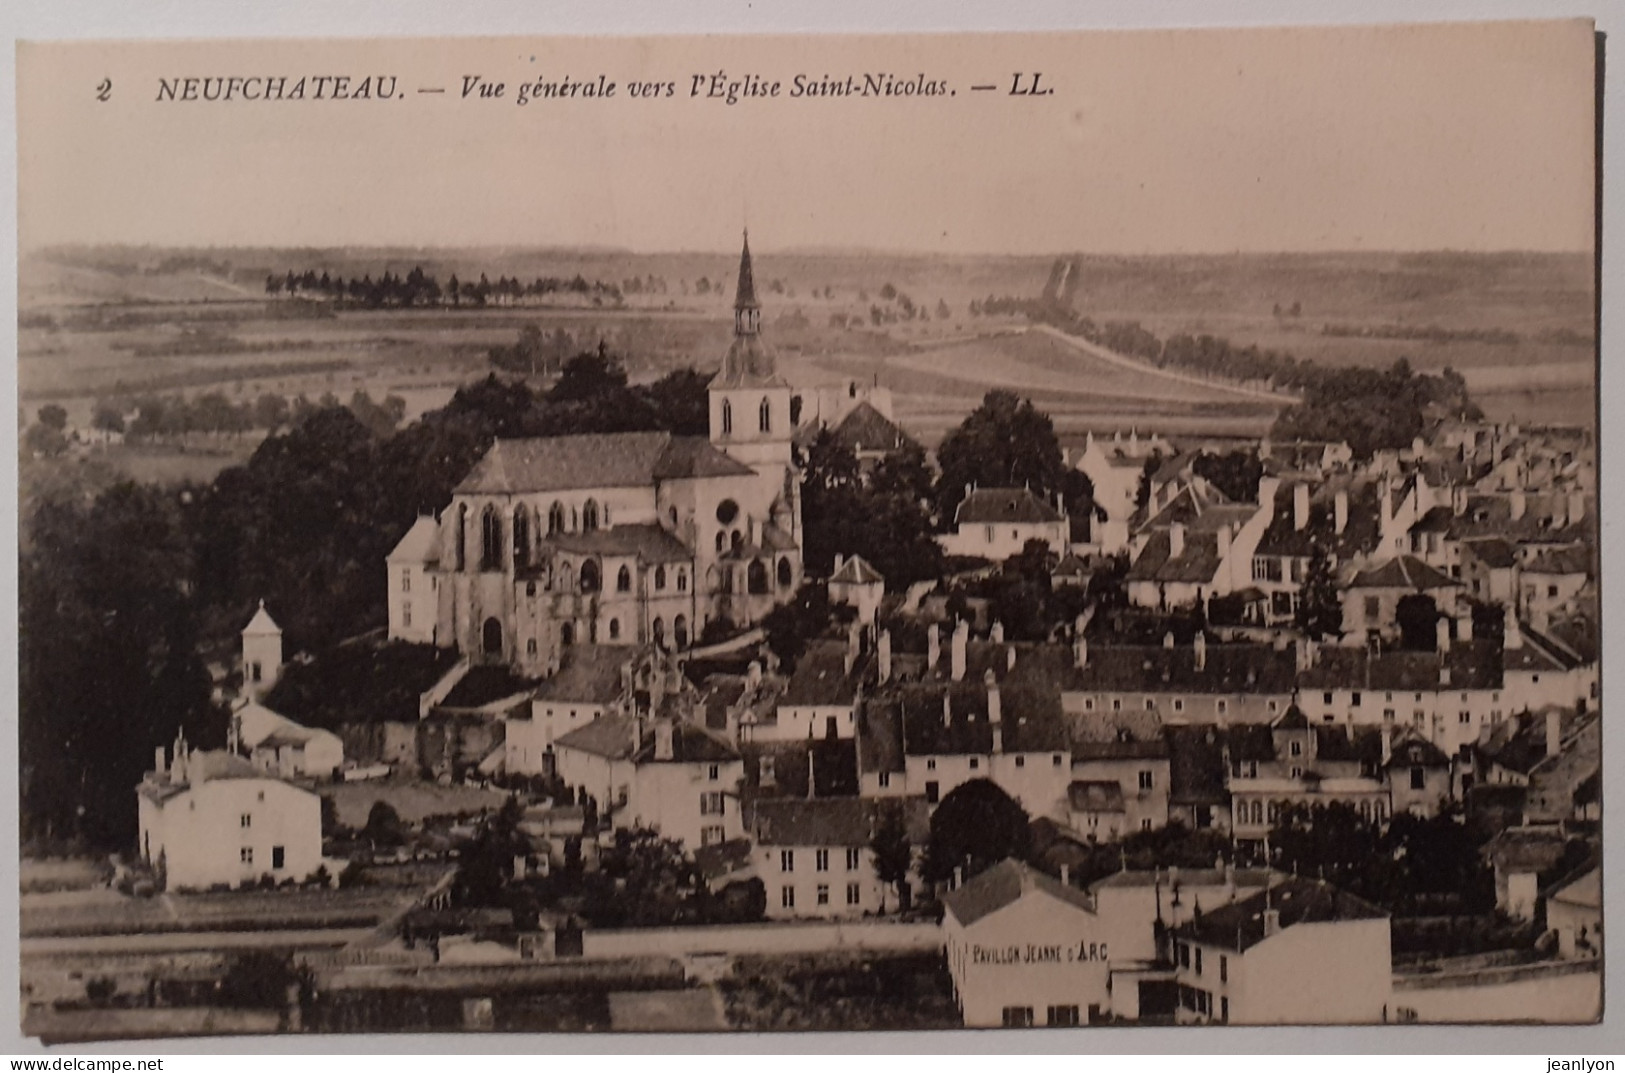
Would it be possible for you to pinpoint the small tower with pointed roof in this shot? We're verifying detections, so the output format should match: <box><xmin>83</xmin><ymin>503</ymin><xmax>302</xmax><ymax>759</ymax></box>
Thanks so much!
<box><xmin>709</xmin><ymin>231</ymin><xmax>794</xmax><ymax>471</ymax></box>
<box><xmin>241</xmin><ymin>600</ymin><xmax>283</xmax><ymax>700</ymax></box>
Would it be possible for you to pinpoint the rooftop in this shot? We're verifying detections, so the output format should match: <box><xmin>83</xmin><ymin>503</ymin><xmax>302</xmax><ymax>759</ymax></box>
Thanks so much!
<box><xmin>530</xmin><ymin>644</ymin><xmax>636</xmax><ymax>706</ymax></box>
<box><xmin>942</xmin><ymin>858</ymin><xmax>1098</xmax><ymax>928</ymax></box>
<box><xmin>386</xmin><ymin>515</ymin><xmax>441</xmax><ymax>566</ymax></box>
<box><xmin>829</xmin><ymin>402</ymin><xmax>915</xmax><ymax>456</ymax></box>
<box><xmin>1175</xmin><ymin>876</ymin><xmax>1387</xmax><ymax>953</ymax></box>
<box><xmin>1346</xmin><ymin>555</ymin><xmax>1461</xmax><ymax>591</ymax></box>
<box><xmin>454</xmin><ymin>433</ymin><xmax>754</xmax><ymax>496</ymax></box>
<box><xmin>956</xmin><ymin>487</ymin><xmax>1064</xmax><ymax>526</ymax></box>
<box><xmin>748</xmin><ymin>796</ymin><xmax>929</xmax><ymax>848</ymax></box>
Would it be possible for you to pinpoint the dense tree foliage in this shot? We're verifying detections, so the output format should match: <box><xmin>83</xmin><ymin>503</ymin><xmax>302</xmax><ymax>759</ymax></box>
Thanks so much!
<box><xmin>1294</xmin><ymin>541</ymin><xmax>1344</xmax><ymax>641</ymax></box>
<box><xmin>1191</xmin><ymin>449</ymin><xmax>1263</xmax><ymax>504</ymax></box>
<box><xmin>922</xmin><ymin>779</ymin><xmax>1031</xmax><ymax>884</ymax></box>
<box><xmin>1396</xmin><ymin>593</ymin><xmax>1442</xmax><ymax>651</ymax></box>
<box><xmin>798</xmin><ymin>430</ymin><xmax>942</xmax><ymax>589</ymax></box>
<box><xmin>933</xmin><ymin>390</ymin><xmax>1067</xmax><ymax>522</ymax></box>
<box><xmin>267</xmin><ymin>264</ymin><xmax>621</xmax><ymax>308</ymax></box>
<box><xmin>870</xmin><ymin>801</ymin><xmax>917</xmax><ymax>913</ymax></box>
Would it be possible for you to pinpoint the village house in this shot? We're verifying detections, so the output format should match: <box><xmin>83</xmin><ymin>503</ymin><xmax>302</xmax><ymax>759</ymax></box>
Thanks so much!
<box><xmin>761</xmin><ymin>633</ymin><xmax>869</xmax><ymax>743</ymax></box>
<box><xmin>1544</xmin><ymin>863</ymin><xmax>1601</xmax><ymax>959</ymax></box>
<box><xmin>827</xmin><ymin>553</ymin><xmax>886</xmax><ymax>624</ymax></box>
<box><xmin>137</xmin><ymin>730</ymin><xmax>323</xmax><ymax>891</ymax></box>
<box><xmin>1063</xmin><ymin>633</ymin><xmax>1298</xmax><ymax>727</ymax></box>
<box><xmin>1070</xmin><ymin>430</ymin><xmax>1172</xmax><ymax>555</ymax></box>
<box><xmin>1169</xmin><ymin>876</ymin><xmax>1392</xmax><ymax>1025</ymax></box>
<box><xmin>1339</xmin><ymin>555</ymin><xmax>1461</xmax><ymax>642</ymax></box>
<box><xmin>1125</xmin><ymin>478</ymin><xmax>1277</xmax><ymax>612</ymax></box>
<box><xmin>386</xmin><ymin>515</ymin><xmax>442</xmax><ymax>645</ymax></box>
<box><xmin>942</xmin><ymin>859</ymin><xmax>1115</xmax><ymax>1028</ymax></box>
<box><xmin>1480</xmin><ymin>824</ymin><xmax>1570</xmax><ymax>920</ymax></box>
<box><xmin>233</xmin><ymin>701</ymin><xmax>344</xmax><ymax>781</ymax></box>
<box><xmin>503</xmin><ymin>644</ymin><xmax>634</xmax><ymax>775</ymax></box>
<box><xmin>939</xmin><ymin>486</ymin><xmax>1070</xmax><ymax>562</ymax></box>
<box><xmin>1250</xmin><ymin>478</ymin><xmax>1382</xmax><ymax>625</ymax></box>
<box><xmin>1224</xmin><ymin>712</ymin><xmax>1391</xmax><ymax>856</ymax></box>
<box><xmin>1519</xmin><ymin>544</ymin><xmax>1591</xmax><ymax>622</ymax></box>
<box><xmin>748</xmin><ymin>796</ymin><xmax>929</xmax><ymax>919</ymax></box>
<box><xmin>1068</xmin><ymin>707</ymin><xmax>1170</xmax><ymax>836</ymax></box>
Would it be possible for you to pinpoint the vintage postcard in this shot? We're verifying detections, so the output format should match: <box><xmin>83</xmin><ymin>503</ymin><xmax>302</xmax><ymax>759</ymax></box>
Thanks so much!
<box><xmin>13</xmin><ymin>21</ymin><xmax>1600</xmax><ymax>1042</ymax></box>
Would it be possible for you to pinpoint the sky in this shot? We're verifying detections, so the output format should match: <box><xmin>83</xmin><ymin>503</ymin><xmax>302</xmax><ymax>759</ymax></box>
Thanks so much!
<box><xmin>16</xmin><ymin>20</ymin><xmax>1597</xmax><ymax>255</ymax></box>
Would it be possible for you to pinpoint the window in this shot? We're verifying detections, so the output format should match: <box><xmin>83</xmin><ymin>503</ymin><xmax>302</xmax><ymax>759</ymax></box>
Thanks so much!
<box><xmin>926</xmin><ymin>759</ymin><xmax>936</xmax><ymax>771</ymax></box>
<box><xmin>617</xmin><ymin>566</ymin><xmax>631</xmax><ymax>592</ymax></box>
<box><xmin>1267</xmin><ymin>700</ymin><xmax>1279</xmax><ymax>714</ymax></box>
<box><xmin>1001</xmin><ymin>1007</ymin><xmax>1035</xmax><ymax>1028</ymax></box>
<box><xmin>402</xmin><ymin>605</ymin><xmax>412</xmax><ymax>628</ymax></box>
<box><xmin>1145</xmin><ymin>698</ymin><xmax>1155</xmax><ymax>710</ymax></box>
<box><xmin>240</xmin><ymin>847</ymin><xmax>254</xmax><ymax>865</ymax></box>
<box><xmin>655</xmin><ymin>565</ymin><xmax>667</xmax><ymax>591</ymax></box>
<box><xmin>1053</xmin><ymin>755</ymin><xmax>1063</xmax><ymax>767</ymax></box>
<box><xmin>780</xmin><ymin>850</ymin><xmax>794</xmax><ymax>872</ymax></box>
<box><xmin>1351</xmin><ymin>692</ymin><xmax>1362</xmax><ymax>706</ymax></box>
<box><xmin>1383</xmin><ymin>708</ymin><xmax>1395</xmax><ymax>721</ymax></box>
<box><xmin>816</xmin><ymin>849</ymin><xmax>830</xmax><ymax>872</ymax></box>
<box><xmin>700</xmin><ymin>792</ymin><xmax>725</xmax><ymax>816</ymax></box>
<box><xmin>708</xmin><ymin>764</ymin><xmax>720</xmax><ymax>781</ymax></box>
<box><xmin>759</xmin><ymin>396</ymin><xmax>772</xmax><ymax>433</ymax></box>
<box><xmin>846</xmin><ymin>882</ymin><xmax>861</xmax><ymax>906</ymax></box>
<box><xmin>1219</xmin><ymin>955</ymin><xmax>1228</xmax><ymax>983</ymax></box>
<box><xmin>985</xmin><ymin>525</ymin><xmax>995</xmax><ymax>543</ymax></box>
<box><xmin>845</xmin><ymin>848</ymin><xmax>860</xmax><ymax>870</ymax></box>
<box><xmin>1289</xmin><ymin>741</ymin><xmax>1302</xmax><ymax>757</ymax></box>
<box><xmin>250</xmin><ymin>661</ymin><xmax>262</xmax><ymax>682</ymax></box>
<box><xmin>1174</xmin><ymin>699</ymin><xmax>1184</xmax><ymax>713</ymax></box>
<box><xmin>1138</xmin><ymin>771</ymin><xmax>1154</xmax><ymax>791</ymax></box>
<box><xmin>240</xmin><ymin>813</ymin><xmax>252</xmax><ymax>828</ymax></box>
<box><xmin>702</xmin><ymin>825</ymin><xmax>725</xmax><ymax>846</ymax></box>
<box><xmin>1290</xmin><ymin>766</ymin><xmax>1302</xmax><ymax>778</ymax></box>
<box><xmin>925</xmin><ymin>781</ymin><xmax>939</xmax><ymax>804</ymax></box>
<box><xmin>1410</xmin><ymin>767</ymin><xmax>1425</xmax><ymax>790</ymax></box>
<box><xmin>968</xmin><ymin>758</ymin><xmax>980</xmax><ymax>770</ymax></box>
<box><xmin>1364</xmin><ymin>596</ymin><xmax>1381</xmax><ymax>619</ymax></box>
<box><xmin>1221</xmin><ymin>996</ymin><xmax>1229</xmax><ymax>1023</ymax></box>
<box><xmin>1084</xmin><ymin>698</ymin><xmax>1095</xmax><ymax>711</ymax></box>
<box><xmin>1195</xmin><ymin>948</ymin><xmax>1203</xmax><ymax>975</ymax></box>
<box><xmin>527</xmin><ymin>638</ymin><xmax>538</xmax><ymax>656</ymax></box>
<box><xmin>677</xmin><ymin>570</ymin><xmax>688</xmax><ymax>592</ymax></box>
<box><xmin>401</xmin><ymin>571</ymin><xmax>411</xmax><ymax>593</ymax></box>
<box><xmin>1047</xmin><ymin>1006</ymin><xmax>1081</xmax><ymax>1028</ymax></box>
<box><xmin>777</xmin><ymin>557</ymin><xmax>793</xmax><ymax>588</ymax></box>
<box><xmin>1178</xmin><ymin>943</ymin><xmax>1190</xmax><ymax>969</ymax></box>
<box><xmin>609</xmin><ymin>618</ymin><xmax>620</xmax><ymax>641</ymax></box>
<box><xmin>481</xmin><ymin>506</ymin><xmax>502</xmax><ymax>570</ymax></box>
<box><xmin>1459</xmin><ymin>711</ymin><xmax>1471</xmax><ymax>724</ymax></box>
<box><xmin>1141</xmin><ymin>818</ymin><xmax>1153</xmax><ymax>831</ymax></box>
<box><xmin>722</xmin><ymin>400</ymin><xmax>733</xmax><ymax>435</ymax></box>
<box><xmin>816</xmin><ymin>884</ymin><xmax>830</xmax><ymax>906</ymax></box>
<box><xmin>877</xmin><ymin>772</ymin><xmax>891</xmax><ymax>789</ymax></box>
<box><xmin>781</xmin><ymin>885</ymin><xmax>794</xmax><ymax>909</ymax></box>
<box><xmin>1217</xmin><ymin>700</ymin><xmax>1228</xmax><ymax>716</ymax></box>
<box><xmin>747</xmin><ymin>560</ymin><xmax>769</xmax><ymax>594</ymax></box>
<box><xmin>272</xmin><ymin>846</ymin><xmax>284</xmax><ymax>870</ymax></box>
<box><xmin>1112</xmin><ymin>699</ymin><xmax>1122</xmax><ymax>712</ymax></box>
<box><xmin>579</xmin><ymin>559</ymin><xmax>600</xmax><ymax>593</ymax></box>
<box><xmin>1323</xmin><ymin>691</ymin><xmax>1333</xmax><ymax>705</ymax></box>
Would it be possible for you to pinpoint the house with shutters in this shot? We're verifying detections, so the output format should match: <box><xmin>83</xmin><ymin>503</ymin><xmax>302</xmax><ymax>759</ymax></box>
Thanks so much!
<box><xmin>749</xmin><ymin>796</ymin><xmax>929</xmax><ymax>919</ymax></box>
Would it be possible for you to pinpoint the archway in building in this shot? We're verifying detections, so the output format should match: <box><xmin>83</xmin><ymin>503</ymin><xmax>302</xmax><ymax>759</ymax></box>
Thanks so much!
<box><xmin>580</xmin><ymin>559</ymin><xmax>601</xmax><ymax>592</ymax></box>
<box><xmin>777</xmin><ymin>557</ymin><xmax>793</xmax><ymax>588</ymax></box>
<box><xmin>482</xmin><ymin>617</ymin><xmax>503</xmax><ymax>656</ymax></box>
<box><xmin>748</xmin><ymin>560</ymin><xmax>769</xmax><ymax>594</ymax></box>
<box><xmin>674</xmin><ymin>615</ymin><xmax>689</xmax><ymax>649</ymax></box>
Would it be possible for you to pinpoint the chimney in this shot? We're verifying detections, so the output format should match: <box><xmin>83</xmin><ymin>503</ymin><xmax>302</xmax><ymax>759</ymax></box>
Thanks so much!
<box><xmin>1454</xmin><ymin>485</ymin><xmax>1468</xmax><ymax>515</ymax></box>
<box><xmin>927</xmin><ymin>624</ymin><xmax>941</xmax><ymax>671</ymax></box>
<box><xmin>154</xmin><ymin>746</ymin><xmax>167</xmax><ymax>779</ymax></box>
<box><xmin>1334</xmin><ymin>490</ymin><xmax>1349</xmax><ymax>534</ymax></box>
<box><xmin>1546</xmin><ymin>708</ymin><xmax>1563</xmax><ymax>760</ymax></box>
<box><xmin>1294</xmin><ymin>483</ymin><xmax>1310</xmax><ymax>531</ymax></box>
<box><xmin>1436</xmin><ymin>617</ymin><xmax>1451</xmax><ymax>654</ymax></box>
<box><xmin>1510</xmin><ymin>491</ymin><xmax>1526</xmax><ymax>521</ymax></box>
<box><xmin>878</xmin><ymin>630</ymin><xmax>893</xmax><ymax>684</ymax></box>
<box><xmin>1263</xmin><ymin>907</ymin><xmax>1282</xmax><ymax>938</ymax></box>
<box><xmin>1217</xmin><ymin>524</ymin><xmax>1232</xmax><ymax>562</ymax></box>
<box><xmin>1075</xmin><ymin>634</ymin><xmax>1089</xmax><ymax>670</ymax></box>
<box><xmin>942</xmin><ymin>692</ymin><xmax>953</xmax><ymax>729</ymax></box>
<box><xmin>1060</xmin><ymin>864</ymin><xmax>1070</xmax><ymax>887</ymax></box>
<box><xmin>654</xmin><ymin>719</ymin><xmax>675</xmax><ymax>762</ymax></box>
<box><xmin>832</xmin><ymin>553</ymin><xmax>845</xmax><ymax>577</ymax></box>
<box><xmin>951</xmin><ymin>620</ymin><xmax>969</xmax><ymax>682</ymax></box>
<box><xmin>1194</xmin><ymin>632</ymin><xmax>1208</xmax><ymax>672</ymax></box>
<box><xmin>761</xmin><ymin>754</ymin><xmax>777</xmax><ymax>788</ymax></box>
<box><xmin>953</xmin><ymin>866</ymin><xmax>964</xmax><ymax>890</ymax></box>
<box><xmin>747</xmin><ymin>661</ymin><xmax>763</xmax><ymax>691</ymax></box>
<box><xmin>990</xmin><ymin>620</ymin><xmax>1005</xmax><ymax>644</ymax></box>
<box><xmin>1380</xmin><ymin>724</ymin><xmax>1392</xmax><ymax>766</ymax></box>
<box><xmin>1503</xmin><ymin>605</ymin><xmax>1523</xmax><ymax>650</ymax></box>
<box><xmin>986</xmin><ymin>669</ymin><xmax>1002</xmax><ymax>727</ymax></box>
<box><xmin>1456</xmin><ymin>614</ymin><xmax>1473</xmax><ymax>643</ymax></box>
<box><xmin>1006</xmin><ymin>646</ymin><xmax>1017</xmax><ymax>672</ymax></box>
<box><xmin>808</xmin><ymin>747</ymin><xmax>817</xmax><ymax>799</ymax></box>
<box><xmin>1163</xmin><ymin>631</ymin><xmax>1176</xmax><ymax>650</ymax></box>
<box><xmin>1567</xmin><ymin>491</ymin><xmax>1585</xmax><ymax>527</ymax></box>
<box><xmin>1169</xmin><ymin>523</ymin><xmax>1185</xmax><ymax>559</ymax></box>
<box><xmin>1439</xmin><ymin>664</ymin><xmax>1452</xmax><ymax>687</ymax></box>
<box><xmin>227</xmin><ymin>713</ymin><xmax>242</xmax><ymax>755</ymax></box>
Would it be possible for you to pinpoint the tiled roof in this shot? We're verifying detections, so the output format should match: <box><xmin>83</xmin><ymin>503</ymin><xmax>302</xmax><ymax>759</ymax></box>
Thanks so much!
<box><xmin>956</xmin><ymin>487</ymin><xmax>1064</xmax><ymax>525</ymax></box>
<box><xmin>1126</xmin><ymin>529</ymin><xmax>1224</xmax><ymax>584</ymax></box>
<box><xmin>1478</xmin><ymin>708</ymin><xmax>1591</xmax><ymax>777</ymax></box>
<box><xmin>830</xmin><ymin>554</ymin><xmax>886</xmax><ymax>585</ymax></box>
<box><xmin>554</xmin><ymin>713</ymin><xmax>640</xmax><ymax>760</ymax></box>
<box><xmin>631</xmin><ymin>721</ymin><xmax>740</xmax><ymax>765</ymax></box>
<box><xmin>857</xmin><ymin>698</ymin><xmax>905</xmax><ymax>776</ymax></box>
<box><xmin>1347</xmin><ymin>555</ymin><xmax>1461</xmax><ymax>591</ymax></box>
<box><xmin>1387</xmin><ymin>733</ymin><xmax>1450</xmax><ymax>768</ymax></box>
<box><xmin>1089</xmin><ymin>867</ymin><xmax>1280</xmax><ymax>891</ymax></box>
<box><xmin>740</xmin><ymin>738</ymin><xmax>859</xmax><ymax>799</ymax></box>
<box><xmin>1462</xmin><ymin>538</ymin><xmax>1517</xmax><ymax>570</ymax></box>
<box><xmin>543</xmin><ymin>524</ymin><xmax>693</xmax><ymax>564</ymax></box>
<box><xmin>748</xmin><ymin>796</ymin><xmax>929</xmax><ymax>848</ymax></box>
<box><xmin>829</xmin><ymin>402</ymin><xmax>914</xmax><ymax>455</ymax></box>
<box><xmin>138</xmin><ymin>749</ymin><xmax>280</xmax><ymax>804</ymax></box>
<box><xmin>1175</xmin><ymin>877</ymin><xmax>1386</xmax><ymax>953</ymax></box>
<box><xmin>1481</xmin><ymin>824</ymin><xmax>1569</xmax><ymax>873</ymax></box>
<box><xmin>531</xmin><ymin>645</ymin><xmax>635</xmax><ymax>705</ymax></box>
<box><xmin>454</xmin><ymin>433</ymin><xmax>753</xmax><ymax>495</ymax></box>
<box><xmin>780</xmin><ymin>640</ymin><xmax>864</xmax><ymax>708</ymax></box>
<box><xmin>1256</xmin><ymin>478</ymin><xmax>1382</xmax><ymax>560</ymax></box>
<box><xmin>387</xmin><ymin>516</ymin><xmax>441</xmax><ymax>565</ymax></box>
<box><xmin>1296</xmin><ymin>640</ymin><xmax>1503</xmax><ymax>692</ymax></box>
<box><xmin>1524</xmin><ymin>545</ymin><xmax>1592</xmax><ymax>577</ymax></box>
<box><xmin>242</xmin><ymin>603</ymin><xmax>280</xmax><ymax>636</ymax></box>
<box><xmin>1165</xmin><ymin>726</ymin><xmax>1230</xmax><ymax>806</ymax></box>
<box><xmin>1066</xmin><ymin>643</ymin><xmax>1298</xmax><ymax>696</ymax></box>
<box><xmin>942</xmin><ymin>858</ymin><xmax>1098</xmax><ymax>928</ymax></box>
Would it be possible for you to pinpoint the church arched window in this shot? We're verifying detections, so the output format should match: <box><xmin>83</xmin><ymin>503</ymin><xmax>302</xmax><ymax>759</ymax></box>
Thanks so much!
<box><xmin>677</xmin><ymin>570</ymin><xmax>688</xmax><ymax>592</ymax></box>
<box><xmin>652</xmin><ymin>617</ymin><xmax>665</xmax><ymax>648</ymax></box>
<box><xmin>674</xmin><ymin>615</ymin><xmax>689</xmax><ymax>649</ymax></box>
<box><xmin>583</xmin><ymin>499</ymin><xmax>600</xmax><ymax>533</ymax></box>
<box><xmin>721</xmin><ymin>399</ymin><xmax>733</xmax><ymax>435</ymax></box>
<box><xmin>548</xmin><ymin>501</ymin><xmax>565</xmax><ymax>535</ymax></box>
<box><xmin>617</xmin><ymin>565</ymin><xmax>631</xmax><ymax>592</ymax></box>
<box><xmin>512</xmin><ymin>508</ymin><xmax>530</xmax><ymax>569</ymax></box>
<box><xmin>480</xmin><ymin>506</ymin><xmax>501</xmax><ymax>571</ymax></box>
<box><xmin>715</xmin><ymin>531</ymin><xmax>726</xmax><ymax>554</ymax></box>
<box><xmin>608</xmin><ymin>618</ymin><xmax>620</xmax><ymax>641</ymax></box>
<box><xmin>748</xmin><ymin>560</ymin><xmax>769</xmax><ymax>594</ymax></box>
<box><xmin>777</xmin><ymin>557</ymin><xmax>793</xmax><ymax>589</ymax></box>
<box><xmin>655</xmin><ymin>566</ymin><xmax>667</xmax><ymax>591</ymax></box>
<box><xmin>455</xmin><ymin>504</ymin><xmax>468</xmax><ymax>571</ymax></box>
<box><xmin>759</xmin><ymin>397</ymin><xmax>772</xmax><ymax>433</ymax></box>
<box><xmin>561</xmin><ymin>622</ymin><xmax>574</xmax><ymax>646</ymax></box>
<box><xmin>580</xmin><ymin>559</ymin><xmax>600</xmax><ymax>593</ymax></box>
<box><xmin>731</xmin><ymin>530</ymin><xmax>744</xmax><ymax>554</ymax></box>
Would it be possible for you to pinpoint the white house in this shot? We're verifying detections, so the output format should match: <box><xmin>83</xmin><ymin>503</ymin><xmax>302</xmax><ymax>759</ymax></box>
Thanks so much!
<box><xmin>828</xmin><ymin>554</ymin><xmax>885</xmax><ymax>624</ymax></box>
<box><xmin>749</xmin><ymin>796</ymin><xmax>929</xmax><ymax>919</ymax></box>
<box><xmin>1169</xmin><ymin>876</ymin><xmax>1392</xmax><ymax>1025</ymax></box>
<box><xmin>234</xmin><ymin>701</ymin><xmax>344</xmax><ymax>781</ymax></box>
<box><xmin>240</xmin><ymin>601</ymin><xmax>283</xmax><ymax>701</ymax></box>
<box><xmin>1545</xmin><ymin>864</ymin><xmax>1601</xmax><ymax>959</ymax></box>
<box><xmin>504</xmin><ymin>644</ymin><xmax>634</xmax><ymax>775</ymax></box>
<box><xmin>756</xmin><ymin>635</ymin><xmax>867</xmax><ymax>744</ymax></box>
<box><xmin>137</xmin><ymin>730</ymin><xmax>323</xmax><ymax>891</ymax></box>
<box><xmin>939</xmin><ymin>487</ymin><xmax>1069</xmax><ymax>562</ymax></box>
<box><xmin>942</xmin><ymin>858</ymin><xmax>1115</xmax><ymax>1028</ymax></box>
<box><xmin>387</xmin><ymin>515</ymin><xmax>442</xmax><ymax>644</ymax></box>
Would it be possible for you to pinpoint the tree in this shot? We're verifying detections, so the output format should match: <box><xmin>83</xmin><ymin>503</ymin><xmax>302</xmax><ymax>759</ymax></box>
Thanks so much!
<box><xmin>640</xmin><ymin>368</ymin><xmax>711</xmax><ymax>436</ymax></box>
<box><xmin>1192</xmin><ymin>450</ymin><xmax>1263</xmax><ymax>504</ymax></box>
<box><xmin>1396</xmin><ymin>593</ymin><xmax>1441</xmax><ymax>651</ymax></box>
<box><xmin>761</xmin><ymin>583</ymin><xmax>833</xmax><ymax>671</ymax></box>
<box><xmin>1295</xmin><ymin>540</ymin><xmax>1343</xmax><ymax>641</ymax></box>
<box><xmin>91</xmin><ymin>402</ymin><xmax>126</xmax><ymax>435</ymax></box>
<box><xmin>870</xmin><ymin>802</ymin><xmax>915</xmax><ymax>913</ymax></box>
<box><xmin>933</xmin><ymin>391</ymin><xmax>1066</xmax><ymax>522</ymax></box>
<box><xmin>37</xmin><ymin>404</ymin><xmax>68</xmax><ymax>431</ymax></box>
<box><xmin>363</xmin><ymin>801</ymin><xmax>405</xmax><ymax>847</ymax></box>
<box><xmin>453</xmin><ymin>796</ymin><xmax>528</xmax><ymax>907</ymax></box>
<box><xmin>219</xmin><ymin>951</ymin><xmax>305</xmax><ymax>1009</ymax></box>
<box><xmin>1268</xmin><ymin>802</ymin><xmax>1379</xmax><ymax>891</ymax></box>
<box><xmin>923</xmin><ymin>779</ymin><xmax>1031</xmax><ymax>885</ymax></box>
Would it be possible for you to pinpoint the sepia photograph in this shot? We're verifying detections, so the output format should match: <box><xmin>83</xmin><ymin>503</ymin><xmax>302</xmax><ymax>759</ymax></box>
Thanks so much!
<box><xmin>11</xmin><ymin>19</ymin><xmax>1603</xmax><ymax>1043</ymax></box>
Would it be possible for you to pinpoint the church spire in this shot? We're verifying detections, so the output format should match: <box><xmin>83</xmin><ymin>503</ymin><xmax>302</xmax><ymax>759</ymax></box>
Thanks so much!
<box><xmin>734</xmin><ymin>230</ymin><xmax>760</xmax><ymax>336</ymax></box>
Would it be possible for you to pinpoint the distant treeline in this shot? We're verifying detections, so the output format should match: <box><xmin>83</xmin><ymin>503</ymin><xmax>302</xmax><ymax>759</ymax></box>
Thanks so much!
<box><xmin>1321</xmin><ymin>322</ymin><xmax>1593</xmax><ymax>347</ymax></box>
<box><xmin>977</xmin><ymin>283</ymin><xmax>1484</xmax><ymax>458</ymax></box>
<box><xmin>84</xmin><ymin>388</ymin><xmax>408</xmax><ymax>441</ymax></box>
<box><xmin>266</xmin><ymin>266</ymin><xmax>624</xmax><ymax>309</ymax></box>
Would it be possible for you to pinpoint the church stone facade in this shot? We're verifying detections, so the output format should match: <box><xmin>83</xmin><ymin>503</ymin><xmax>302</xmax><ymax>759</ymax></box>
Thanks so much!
<box><xmin>387</xmin><ymin>234</ymin><xmax>803</xmax><ymax>676</ymax></box>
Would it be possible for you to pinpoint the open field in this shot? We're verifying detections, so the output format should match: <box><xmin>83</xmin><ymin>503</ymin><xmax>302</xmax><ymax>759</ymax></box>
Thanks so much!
<box><xmin>19</xmin><ymin>246</ymin><xmax>1594</xmax><ymax>482</ymax></box>
<box><xmin>20</xmin><ymin>883</ymin><xmax>412</xmax><ymax>939</ymax></box>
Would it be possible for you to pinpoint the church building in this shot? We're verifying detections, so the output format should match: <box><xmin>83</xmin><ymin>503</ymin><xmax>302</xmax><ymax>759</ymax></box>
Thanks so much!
<box><xmin>387</xmin><ymin>233</ymin><xmax>803</xmax><ymax>675</ymax></box>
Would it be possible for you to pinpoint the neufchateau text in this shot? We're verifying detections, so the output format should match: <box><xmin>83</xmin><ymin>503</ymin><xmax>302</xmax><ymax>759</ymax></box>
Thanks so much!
<box><xmin>147</xmin><ymin>70</ymin><xmax>1059</xmax><ymax>106</ymax></box>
